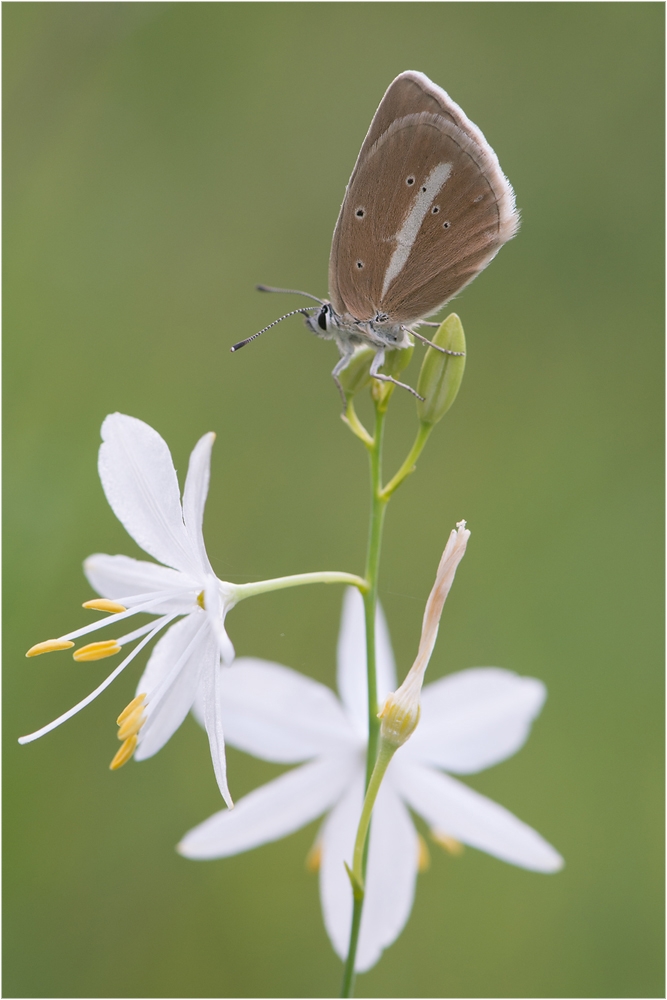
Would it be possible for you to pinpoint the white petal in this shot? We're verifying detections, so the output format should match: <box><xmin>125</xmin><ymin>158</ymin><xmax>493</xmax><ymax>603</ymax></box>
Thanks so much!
<box><xmin>98</xmin><ymin>413</ymin><xmax>198</xmax><ymax>575</ymax></box>
<box><xmin>84</xmin><ymin>553</ymin><xmax>196</xmax><ymax>613</ymax></box>
<box><xmin>194</xmin><ymin>658</ymin><xmax>357</xmax><ymax>762</ymax></box>
<box><xmin>404</xmin><ymin>668</ymin><xmax>547</xmax><ymax>773</ymax></box>
<box><xmin>134</xmin><ymin>613</ymin><xmax>209</xmax><ymax>759</ymax></box>
<box><xmin>203</xmin><ymin>576</ymin><xmax>235</xmax><ymax>665</ymax></box>
<box><xmin>178</xmin><ymin>754</ymin><xmax>356</xmax><ymax>860</ymax></box>
<box><xmin>337</xmin><ymin>588</ymin><xmax>397</xmax><ymax>739</ymax></box>
<box><xmin>135</xmin><ymin>609</ymin><xmax>202</xmax><ymax>698</ymax></box>
<box><xmin>182</xmin><ymin>432</ymin><xmax>215</xmax><ymax>576</ymax></box>
<box><xmin>202</xmin><ymin>654</ymin><xmax>232</xmax><ymax>808</ymax></box>
<box><xmin>393</xmin><ymin>760</ymin><xmax>563</xmax><ymax>872</ymax></box>
<box><xmin>319</xmin><ymin>771</ymin><xmax>418</xmax><ymax>972</ymax></box>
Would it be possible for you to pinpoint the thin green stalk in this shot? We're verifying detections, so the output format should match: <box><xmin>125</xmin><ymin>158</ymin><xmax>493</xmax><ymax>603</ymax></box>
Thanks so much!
<box><xmin>341</xmin><ymin>395</ymin><xmax>434</xmax><ymax>996</ymax></box>
<box><xmin>341</xmin><ymin>401</ymin><xmax>388</xmax><ymax>998</ymax></box>
<box><xmin>352</xmin><ymin>740</ymin><xmax>396</xmax><ymax>884</ymax></box>
<box><xmin>339</xmin><ymin>741</ymin><xmax>395</xmax><ymax>1000</ymax></box>
<box><xmin>234</xmin><ymin>570</ymin><xmax>368</xmax><ymax>602</ymax></box>
<box><xmin>363</xmin><ymin>403</ymin><xmax>387</xmax><ymax>784</ymax></box>
<box><xmin>381</xmin><ymin>421</ymin><xmax>432</xmax><ymax>500</ymax></box>
<box><xmin>339</xmin><ymin>892</ymin><xmax>363</xmax><ymax>1000</ymax></box>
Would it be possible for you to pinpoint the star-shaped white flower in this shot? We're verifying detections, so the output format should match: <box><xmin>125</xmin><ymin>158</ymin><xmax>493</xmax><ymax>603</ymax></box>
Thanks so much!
<box><xmin>20</xmin><ymin>413</ymin><xmax>242</xmax><ymax>805</ymax></box>
<box><xmin>179</xmin><ymin>588</ymin><xmax>563</xmax><ymax>971</ymax></box>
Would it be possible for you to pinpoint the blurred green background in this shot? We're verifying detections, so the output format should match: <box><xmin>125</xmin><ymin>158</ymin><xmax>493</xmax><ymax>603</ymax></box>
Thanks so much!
<box><xmin>4</xmin><ymin>4</ymin><xmax>663</xmax><ymax>998</ymax></box>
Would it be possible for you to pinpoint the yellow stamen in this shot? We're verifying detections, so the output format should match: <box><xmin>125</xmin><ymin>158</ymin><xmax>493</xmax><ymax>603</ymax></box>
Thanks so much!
<box><xmin>83</xmin><ymin>599</ymin><xmax>127</xmax><ymax>613</ymax></box>
<box><xmin>430</xmin><ymin>830</ymin><xmax>465</xmax><ymax>856</ymax></box>
<box><xmin>26</xmin><ymin>639</ymin><xmax>75</xmax><ymax>657</ymax></box>
<box><xmin>305</xmin><ymin>841</ymin><xmax>322</xmax><ymax>873</ymax></box>
<box><xmin>73</xmin><ymin>640</ymin><xmax>121</xmax><ymax>662</ymax></box>
<box><xmin>109</xmin><ymin>735</ymin><xmax>137</xmax><ymax>770</ymax></box>
<box><xmin>117</xmin><ymin>706</ymin><xmax>146</xmax><ymax>741</ymax></box>
<box><xmin>116</xmin><ymin>693</ymin><xmax>146</xmax><ymax>726</ymax></box>
<box><xmin>417</xmin><ymin>833</ymin><xmax>431</xmax><ymax>872</ymax></box>
<box><xmin>197</xmin><ymin>591</ymin><xmax>206</xmax><ymax>609</ymax></box>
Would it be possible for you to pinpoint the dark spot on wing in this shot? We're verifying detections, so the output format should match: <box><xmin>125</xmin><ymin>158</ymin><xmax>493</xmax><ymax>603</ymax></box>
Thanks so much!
<box><xmin>431</xmin><ymin>206</ymin><xmax>440</xmax><ymax>214</ymax></box>
<box><xmin>355</xmin><ymin>208</ymin><xmax>365</xmax><ymax>218</ymax></box>
<box><xmin>356</xmin><ymin>261</ymin><xmax>364</xmax><ymax>269</ymax></box>
<box><xmin>406</xmin><ymin>176</ymin><xmax>415</xmax><ymax>186</ymax></box>
<box><xmin>443</xmin><ymin>221</ymin><xmax>451</xmax><ymax>229</ymax></box>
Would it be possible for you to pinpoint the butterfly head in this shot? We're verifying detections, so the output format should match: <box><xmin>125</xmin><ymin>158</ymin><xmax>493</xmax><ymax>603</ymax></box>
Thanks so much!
<box><xmin>305</xmin><ymin>302</ymin><xmax>336</xmax><ymax>340</ymax></box>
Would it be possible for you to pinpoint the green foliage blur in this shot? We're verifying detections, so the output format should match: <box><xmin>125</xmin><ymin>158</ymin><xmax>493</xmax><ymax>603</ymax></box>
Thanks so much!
<box><xmin>4</xmin><ymin>4</ymin><xmax>663</xmax><ymax>997</ymax></box>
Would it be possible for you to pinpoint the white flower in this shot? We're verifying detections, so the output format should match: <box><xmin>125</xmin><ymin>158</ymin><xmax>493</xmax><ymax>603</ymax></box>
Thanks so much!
<box><xmin>20</xmin><ymin>413</ymin><xmax>241</xmax><ymax>806</ymax></box>
<box><xmin>179</xmin><ymin>588</ymin><xmax>563</xmax><ymax>971</ymax></box>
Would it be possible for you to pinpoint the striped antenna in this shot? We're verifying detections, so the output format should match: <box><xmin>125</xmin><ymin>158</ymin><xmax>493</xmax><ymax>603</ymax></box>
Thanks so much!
<box><xmin>231</xmin><ymin>308</ymin><xmax>318</xmax><ymax>353</ymax></box>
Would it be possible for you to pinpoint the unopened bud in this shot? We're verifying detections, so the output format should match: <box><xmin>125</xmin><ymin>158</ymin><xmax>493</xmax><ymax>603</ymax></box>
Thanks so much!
<box><xmin>378</xmin><ymin>521</ymin><xmax>471</xmax><ymax>748</ymax></box>
<box><xmin>382</xmin><ymin>343</ymin><xmax>414</xmax><ymax>379</ymax></box>
<box><xmin>378</xmin><ymin>675</ymin><xmax>422</xmax><ymax>747</ymax></box>
<box><xmin>416</xmin><ymin>314</ymin><xmax>466</xmax><ymax>425</ymax></box>
<box><xmin>338</xmin><ymin>346</ymin><xmax>374</xmax><ymax>398</ymax></box>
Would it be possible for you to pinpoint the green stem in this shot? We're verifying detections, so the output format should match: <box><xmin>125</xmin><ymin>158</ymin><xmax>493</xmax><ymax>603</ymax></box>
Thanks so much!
<box><xmin>342</xmin><ymin>399</ymin><xmax>375</xmax><ymax>448</ymax></box>
<box><xmin>352</xmin><ymin>740</ymin><xmax>396</xmax><ymax>885</ymax></box>
<box><xmin>234</xmin><ymin>571</ymin><xmax>368</xmax><ymax>603</ymax></box>
<box><xmin>339</xmin><ymin>898</ymin><xmax>363</xmax><ymax>1000</ymax></box>
<box><xmin>381</xmin><ymin>421</ymin><xmax>432</xmax><ymax>500</ymax></box>
<box><xmin>340</xmin><ymin>402</ymin><xmax>388</xmax><ymax>998</ymax></box>
<box><xmin>363</xmin><ymin>402</ymin><xmax>388</xmax><ymax>785</ymax></box>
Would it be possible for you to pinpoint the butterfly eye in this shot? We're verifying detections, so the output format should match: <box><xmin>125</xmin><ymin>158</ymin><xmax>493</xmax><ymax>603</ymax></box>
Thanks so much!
<box><xmin>317</xmin><ymin>308</ymin><xmax>328</xmax><ymax>332</ymax></box>
<box><xmin>406</xmin><ymin>176</ymin><xmax>415</xmax><ymax>186</ymax></box>
<box><xmin>443</xmin><ymin>221</ymin><xmax>451</xmax><ymax>229</ymax></box>
<box><xmin>355</xmin><ymin>208</ymin><xmax>365</xmax><ymax>218</ymax></box>
<box><xmin>431</xmin><ymin>206</ymin><xmax>440</xmax><ymax>215</ymax></box>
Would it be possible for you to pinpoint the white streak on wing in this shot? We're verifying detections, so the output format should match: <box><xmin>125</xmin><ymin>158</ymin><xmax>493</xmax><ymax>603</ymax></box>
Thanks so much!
<box><xmin>381</xmin><ymin>162</ymin><xmax>452</xmax><ymax>299</ymax></box>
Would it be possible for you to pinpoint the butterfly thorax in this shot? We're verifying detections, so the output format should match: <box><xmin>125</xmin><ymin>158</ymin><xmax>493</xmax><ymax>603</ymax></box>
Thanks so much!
<box><xmin>305</xmin><ymin>302</ymin><xmax>413</xmax><ymax>353</ymax></box>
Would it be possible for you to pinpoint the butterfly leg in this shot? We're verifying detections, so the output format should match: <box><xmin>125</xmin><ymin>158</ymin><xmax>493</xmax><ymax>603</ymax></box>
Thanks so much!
<box><xmin>331</xmin><ymin>341</ymin><xmax>357</xmax><ymax>408</ymax></box>
<box><xmin>405</xmin><ymin>327</ymin><xmax>466</xmax><ymax>356</ymax></box>
<box><xmin>370</xmin><ymin>349</ymin><xmax>424</xmax><ymax>401</ymax></box>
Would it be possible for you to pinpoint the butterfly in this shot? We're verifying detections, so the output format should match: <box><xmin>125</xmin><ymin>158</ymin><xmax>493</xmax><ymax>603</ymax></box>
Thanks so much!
<box><xmin>232</xmin><ymin>71</ymin><xmax>519</xmax><ymax>402</ymax></box>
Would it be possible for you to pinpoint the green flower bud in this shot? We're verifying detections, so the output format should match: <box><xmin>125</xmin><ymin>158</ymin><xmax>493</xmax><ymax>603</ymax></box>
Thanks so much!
<box><xmin>337</xmin><ymin>346</ymin><xmax>374</xmax><ymax>398</ymax></box>
<box><xmin>416</xmin><ymin>314</ymin><xmax>466</xmax><ymax>425</ymax></box>
<box><xmin>381</xmin><ymin>343</ymin><xmax>414</xmax><ymax>379</ymax></box>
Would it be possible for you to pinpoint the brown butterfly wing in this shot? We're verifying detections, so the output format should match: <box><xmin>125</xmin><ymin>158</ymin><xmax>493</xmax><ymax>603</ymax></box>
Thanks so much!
<box><xmin>329</xmin><ymin>71</ymin><xmax>519</xmax><ymax>324</ymax></box>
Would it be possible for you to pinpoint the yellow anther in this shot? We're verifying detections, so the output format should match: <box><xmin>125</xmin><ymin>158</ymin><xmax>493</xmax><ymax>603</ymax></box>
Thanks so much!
<box><xmin>417</xmin><ymin>833</ymin><xmax>431</xmax><ymax>872</ymax></box>
<box><xmin>305</xmin><ymin>841</ymin><xmax>322</xmax><ymax>873</ymax></box>
<box><xmin>117</xmin><ymin>693</ymin><xmax>146</xmax><ymax>726</ymax></box>
<box><xmin>82</xmin><ymin>599</ymin><xmax>127</xmax><ymax>614</ymax></box>
<box><xmin>197</xmin><ymin>591</ymin><xmax>206</xmax><ymax>609</ymax></box>
<box><xmin>117</xmin><ymin>706</ymin><xmax>146</xmax><ymax>741</ymax></box>
<box><xmin>430</xmin><ymin>830</ymin><xmax>465</xmax><ymax>856</ymax></box>
<box><xmin>109</xmin><ymin>735</ymin><xmax>137</xmax><ymax>770</ymax></box>
<box><xmin>73</xmin><ymin>640</ymin><xmax>121</xmax><ymax>662</ymax></box>
<box><xmin>26</xmin><ymin>639</ymin><xmax>75</xmax><ymax>657</ymax></box>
